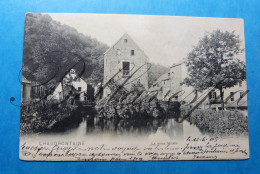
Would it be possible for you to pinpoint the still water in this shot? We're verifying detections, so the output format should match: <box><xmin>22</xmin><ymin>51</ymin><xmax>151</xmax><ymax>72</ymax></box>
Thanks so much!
<box><xmin>54</xmin><ymin>116</ymin><xmax>204</xmax><ymax>141</ymax></box>
<box><xmin>21</xmin><ymin>114</ymin><xmax>204</xmax><ymax>143</ymax></box>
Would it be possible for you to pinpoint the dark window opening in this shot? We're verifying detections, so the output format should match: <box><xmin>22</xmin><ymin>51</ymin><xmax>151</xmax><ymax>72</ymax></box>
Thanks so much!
<box><xmin>131</xmin><ymin>50</ymin><xmax>135</xmax><ymax>55</ymax></box>
<box><xmin>209</xmin><ymin>90</ymin><xmax>216</xmax><ymax>100</ymax></box>
<box><xmin>78</xmin><ymin>87</ymin><xmax>81</xmax><ymax>91</ymax></box>
<box><xmin>40</xmin><ymin>86</ymin><xmax>44</xmax><ymax>95</ymax></box>
<box><xmin>75</xmin><ymin>94</ymin><xmax>80</xmax><ymax>101</ymax></box>
<box><xmin>124</xmin><ymin>39</ymin><xmax>128</xmax><ymax>43</ymax></box>
<box><xmin>240</xmin><ymin>92</ymin><xmax>243</xmax><ymax>98</ymax></box>
<box><xmin>22</xmin><ymin>85</ymin><xmax>25</xmax><ymax>99</ymax></box>
<box><xmin>122</xmin><ymin>61</ymin><xmax>130</xmax><ymax>77</ymax></box>
<box><xmin>230</xmin><ymin>92</ymin><xmax>234</xmax><ymax>101</ymax></box>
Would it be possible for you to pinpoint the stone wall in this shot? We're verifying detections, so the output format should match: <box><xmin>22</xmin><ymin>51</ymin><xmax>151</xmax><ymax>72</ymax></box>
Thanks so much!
<box><xmin>103</xmin><ymin>33</ymin><xmax>148</xmax><ymax>96</ymax></box>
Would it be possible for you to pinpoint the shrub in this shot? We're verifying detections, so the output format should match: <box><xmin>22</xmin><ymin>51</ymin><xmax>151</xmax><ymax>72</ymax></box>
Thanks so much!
<box><xmin>95</xmin><ymin>82</ymin><xmax>180</xmax><ymax>119</ymax></box>
<box><xmin>20</xmin><ymin>98</ymin><xmax>78</xmax><ymax>133</ymax></box>
<box><xmin>185</xmin><ymin>109</ymin><xmax>248</xmax><ymax>136</ymax></box>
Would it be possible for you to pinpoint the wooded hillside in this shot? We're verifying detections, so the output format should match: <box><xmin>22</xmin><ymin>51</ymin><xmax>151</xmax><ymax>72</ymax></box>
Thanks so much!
<box><xmin>23</xmin><ymin>13</ymin><xmax>109</xmax><ymax>87</ymax></box>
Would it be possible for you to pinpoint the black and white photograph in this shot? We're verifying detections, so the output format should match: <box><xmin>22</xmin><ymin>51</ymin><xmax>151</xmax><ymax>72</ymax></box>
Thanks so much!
<box><xmin>19</xmin><ymin>13</ymin><xmax>249</xmax><ymax>161</ymax></box>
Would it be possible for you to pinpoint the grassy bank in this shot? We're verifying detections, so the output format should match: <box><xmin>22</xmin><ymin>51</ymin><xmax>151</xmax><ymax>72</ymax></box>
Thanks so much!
<box><xmin>20</xmin><ymin>100</ymin><xmax>78</xmax><ymax>133</ymax></box>
<box><xmin>183</xmin><ymin>108</ymin><xmax>248</xmax><ymax>136</ymax></box>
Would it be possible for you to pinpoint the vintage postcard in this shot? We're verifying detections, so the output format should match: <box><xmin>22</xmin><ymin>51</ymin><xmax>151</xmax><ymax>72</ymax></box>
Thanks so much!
<box><xmin>20</xmin><ymin>13</ymin><xmax>249</xmax><ymax>161</ymax></box>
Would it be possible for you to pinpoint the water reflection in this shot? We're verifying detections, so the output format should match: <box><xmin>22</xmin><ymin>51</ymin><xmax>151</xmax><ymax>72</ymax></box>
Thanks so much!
<box><xmin>65</xmin><ymin>116</ymin><xmax>185</xmax><ymax>140</ymax></box>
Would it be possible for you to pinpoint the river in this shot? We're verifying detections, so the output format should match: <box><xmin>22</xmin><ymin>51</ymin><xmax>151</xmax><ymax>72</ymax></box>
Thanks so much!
<box><xmin>31</xmin><ymin>115</ymin><xmax>204</xmax><ymax>142</ymax></box>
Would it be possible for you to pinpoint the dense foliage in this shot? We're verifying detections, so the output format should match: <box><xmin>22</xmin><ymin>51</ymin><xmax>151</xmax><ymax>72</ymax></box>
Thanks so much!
<box><xmin>95</xmin><ymin>81</ymin><xmax>180</xmax><ymax>120</ymax></box>
<box><xmin>23</xmin><ymin>13</ymin><xmax>108</xmax><ymax>89</ymax></box>
<box><xmin>185</xmin><ymin>109</ymin><xmax>248</xmax><ymax>136</ymax></box>
<box><xmin>183</xmin><ymin>30</ymin><xmax>246</xmax><ymax>108</ymax></box>
<box><xmin>20</xmin><ymin>99</ymin><xmax>78</xmax><ymax>133</ymax></box>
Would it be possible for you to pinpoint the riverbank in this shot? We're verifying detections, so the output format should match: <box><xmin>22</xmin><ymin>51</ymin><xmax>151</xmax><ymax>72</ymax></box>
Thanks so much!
<box><xmin>184</xmin><ymin>109</ymin><xmax>248</xmax><ymax>137</ymax></box>
<box><xmin>20</xmin><ymin>100</ymin><xmax>79</xmax><ymax>134</ymax></box>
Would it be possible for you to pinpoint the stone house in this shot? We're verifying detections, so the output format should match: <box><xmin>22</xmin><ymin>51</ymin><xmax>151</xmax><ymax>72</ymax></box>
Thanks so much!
<box><xmin>149</xmin><ymin>63</ymin><xmax>182</xmax><ymax>101</ymax></box>
<box><xmin>103</xmin><ymin>33</ymin><xmax>149</xmax><ymax>97</ymax></box>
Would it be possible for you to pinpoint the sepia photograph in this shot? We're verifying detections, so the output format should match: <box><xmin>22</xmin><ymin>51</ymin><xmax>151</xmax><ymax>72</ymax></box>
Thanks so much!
<box><xmin>19</xmin><ymin>13</ymin><xmax>249</xmax><ymax>161</ymax></box>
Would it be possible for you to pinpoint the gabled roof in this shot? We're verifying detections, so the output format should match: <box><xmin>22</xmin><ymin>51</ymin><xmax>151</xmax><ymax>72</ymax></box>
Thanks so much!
<box><xmin>153</xmin><ymin>73</ymin><xmax>170</xmax><ymax>85</ymax></box>
<box><xmin>170</xmin><ymin>58</ymin><xmax>187</xmax><ymax>68</ymax></box>
<box><xmin>170</xmin><ymin>63</ymin><xmax>182</xmax><ymax>68</ymax></box>
<box><xmin>104</xmin><ymin>33</ymin><xmax>149</xmax><ymax>59</ymax></box>
<box><xmin>104</xmin><ymin>33</ymin><xmax>126</xmax><ymax>55</ymax></box>
<box><xmin>148</xmin><ymin>73</ymin><xmax>170</xmax><ymax>92</ymax></box>
<box><xmin>48</xmin><ymin>69</ymin><xmax>88</xmax><ymax>95</ymax></box>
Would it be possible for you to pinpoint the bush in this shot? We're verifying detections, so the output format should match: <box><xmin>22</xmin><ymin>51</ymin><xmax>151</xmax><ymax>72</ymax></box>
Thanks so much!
<box><xmin>95</xmin><ymin>82</ymin><xmax>180</xmax><ymax>120</ymax></box>
<box><xmin>185</xmin><ymin>109</ymin><xmax>248</xmax><ymax>136</ymax></box>
<box><xmin>20</xmin><ymin>98</ymin><xmax>78</xmax><ymax>133</ymax></box>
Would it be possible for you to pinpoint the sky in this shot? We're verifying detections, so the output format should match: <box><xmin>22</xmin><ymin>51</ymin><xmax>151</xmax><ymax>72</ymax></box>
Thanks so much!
<box><xmin>47</xmin><ymin>13</ymin><xmax>245</xmax><ymax>67</ymax></box>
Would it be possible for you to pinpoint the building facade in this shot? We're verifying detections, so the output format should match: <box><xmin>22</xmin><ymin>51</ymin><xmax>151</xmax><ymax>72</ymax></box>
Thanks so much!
<box><xmin>103</xmin><ymin>33</ymin><xmax>149</xmax><ymax>97</ymax></box>
<box><xmin>47</xmin><ymin>69</ymin><xmax>95</xmax><ymax>102</ymax></box>
<box><xmin>149</xmin><ymin>63</ymin><xmax>182</xmax><ymax>101</ymax></box>
<box><xmin>149</xmin><ymin>60</ymin><xmax>248</xmax><ymax>114</ymax></box>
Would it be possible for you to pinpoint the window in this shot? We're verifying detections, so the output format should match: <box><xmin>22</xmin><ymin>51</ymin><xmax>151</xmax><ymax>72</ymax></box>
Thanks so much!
<box><xmin>78</xmin><ymin>87</ymin><xmax>81</xmax><ymax>91</ymax></box>
<box><xmin>168</xmin><ymin>72</ymin><xmax>170</xmax><ymax>77</ymax></box>
<box><xmin>35</xmin><ymin>85</ymin><xmax>38</xmax><ymax>94</ymax></box>
<box><xmin>239</xmin><ymin>82</ymin><xmax>242</xmax><ymax>87</ymax></box>
<box><xmin>40</xmin><ymin>86</ymin><xmax>44</xmax><ymax>95</ymax></box>
<box><xmin>209</xmin><ymin>90</ymin><xmax>216</xmax><ymax>100</ymax></box>
<box><xmin>240</xmin><ymin>92</ymin><xmax>244</xmax><ymax>98</ymax></box>
<box><xmin>116</xmin><ymin>49</ymin><xmax>121</xmax><ymax>56</ymax></box>
<box><xmin>212</xmin><ymin>92</ymin><xmax>216</xmax><ymax>99</ymax></box>
<box><xmin>208</xmin><ymin>92</ymin><xmax>212</xmax><ymax>99</ymax></box>
<box><xmin>230</xmin><ymin>92</ymin><xmax>234</xmax><ymax>101</ymax></box>
<box><xmin>122</xmin><ymin>61</ymin><xmax>130</xmax><ymax>77</ymax></box>
<box><xmin>124</xmin><ymin>39</ymin><xmax>128</xmax><ymax>43</ymax></box>
<box><xmin>22</xmin><ymin>85</ymin><xmax>25</xmax><ymax>98</ymax></box>
<box><xmin>131</xmin><ymin>50</ymin><xmax>135</xmax><ymax>55</ymax></box>
<box><xmin>59</xmin><ymin>92</ymin><xmax>62</xmax><ymax>100</ymax></box>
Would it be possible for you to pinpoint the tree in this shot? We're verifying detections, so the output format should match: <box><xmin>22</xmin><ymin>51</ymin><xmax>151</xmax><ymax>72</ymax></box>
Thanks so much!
<box><xmin>23</xmin><ymin>13</ymin><xmax>109</xmax><ymax>89</ymax></box>
<box><xmin>183</xmin><ymin>30</ymin><xmax>246</xmax><ymax>109</ymax></box>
